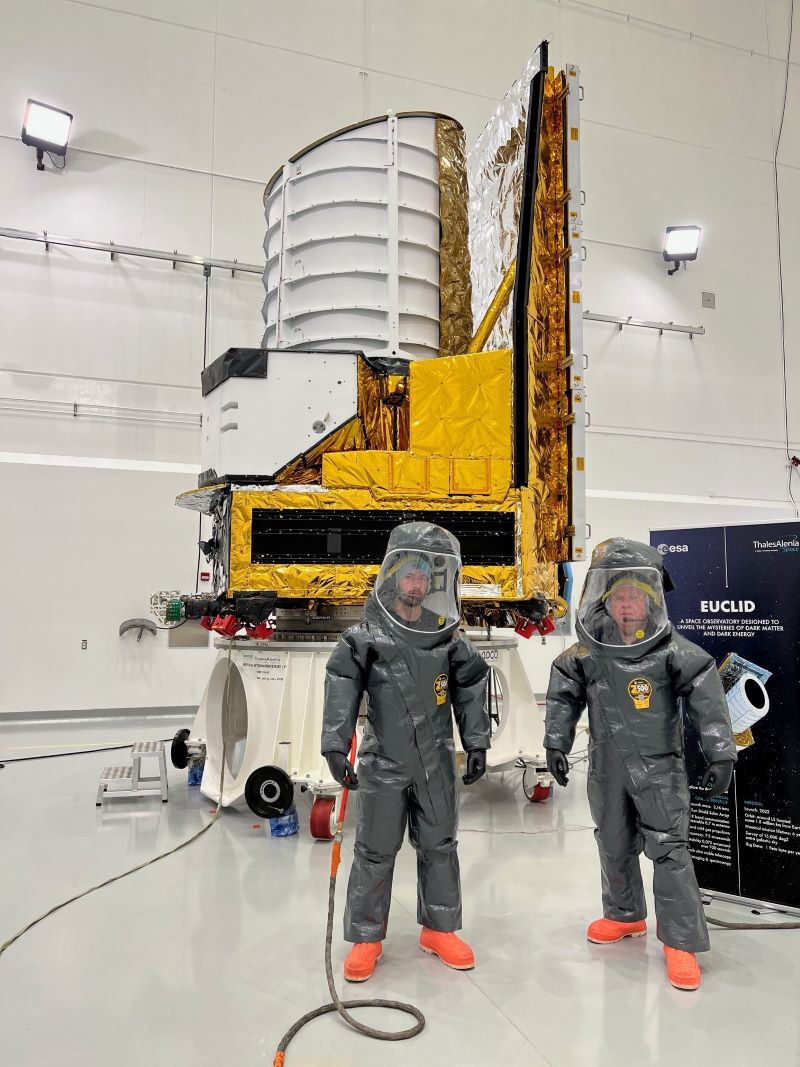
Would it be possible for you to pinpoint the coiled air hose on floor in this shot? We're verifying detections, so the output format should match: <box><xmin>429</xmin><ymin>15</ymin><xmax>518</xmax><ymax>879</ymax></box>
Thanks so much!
<box><xmin>272</xmin><ymin>736</ymin><xmax>425</xmax><ymax>1066</ymax></box>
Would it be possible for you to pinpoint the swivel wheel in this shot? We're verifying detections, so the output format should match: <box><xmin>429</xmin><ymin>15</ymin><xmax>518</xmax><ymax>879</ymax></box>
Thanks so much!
<box><xmin>523</xmin><ymin>767</ymin><xmax>553</xmax><ymax>803</ymax></box>
<box><xmin>530</xmin><ymin>782</ymin><xmax>553</xmax><ymax>803</ymax></box>
<box><xmin>244</xmin><ymin>765</ymin><xmax>294</xmax><ymax>819</ymax></box>
<box><xmin>171</xmin><ymin>728</ymin><xmax>190</xmax><ymax>769</ymax></box>
<box><xmin>309</xmin><ymin>796</ymin><xmax>337</xmax><ymax>840</ymax></box>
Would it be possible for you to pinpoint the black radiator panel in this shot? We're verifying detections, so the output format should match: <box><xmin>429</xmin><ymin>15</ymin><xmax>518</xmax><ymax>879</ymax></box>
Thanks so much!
<box><xmin>250</xmin><ymin>509</ymin><xmax>517</xmax><ymax>566</ymax></box>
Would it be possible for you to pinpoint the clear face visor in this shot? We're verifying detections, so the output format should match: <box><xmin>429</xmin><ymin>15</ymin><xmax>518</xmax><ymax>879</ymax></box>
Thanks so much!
<box><xmin>577</xmin><ymin>568</ymin><xmax>668</xmax><ymax>648</ymax></box>
<box><xmin>375</xmin><ymin>549</ymin><xmax>461</xmax><ymax>634</ymax></box>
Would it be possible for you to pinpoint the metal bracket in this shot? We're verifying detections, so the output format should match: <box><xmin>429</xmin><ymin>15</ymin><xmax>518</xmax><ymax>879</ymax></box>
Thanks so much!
<box><xmin>119</xmin><ymin>618</ymin><xmax>158</xmax><ymax>642</ymax></box>
<box><xmin>584</xmin><ymin>312</ymin><xmax>705</xmax><ymax>337</ymax></box>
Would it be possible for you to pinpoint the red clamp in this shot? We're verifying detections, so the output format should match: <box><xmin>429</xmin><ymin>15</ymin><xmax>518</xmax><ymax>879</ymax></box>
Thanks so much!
<box><xmin>210</xmin><ymin>615</ymin><xmax>241</xmax><ymax>637</ymax></box>
<box><xmin>515</xmin><ymin>614</ymin><xmax>557</xmax><ymax>640</ymax></box>
<box><xmin>514</xmin><ymin>618</ymin><xmax>538</xmax><ymax>640</ymax></box>
<box><xmin>245</xmin><ymin>622</ymin><xmax>274</xmax><ymax>641</ymax></box>
<box><xmin>199</xmin><ymin>615</ymin><xmax>214</xmax><ymax>632</ymax></box>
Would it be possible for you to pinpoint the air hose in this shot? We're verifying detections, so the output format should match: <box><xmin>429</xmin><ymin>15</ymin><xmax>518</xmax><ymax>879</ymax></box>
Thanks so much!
<box><xmin>706</xmin><ymin>915</ymin><xmax>800</xmax><ymax>930</ymax></box>
<box><xmin>273</xmin><ymin>736</ymin><xmax>425</xmax><ymax>1066</ymax></box>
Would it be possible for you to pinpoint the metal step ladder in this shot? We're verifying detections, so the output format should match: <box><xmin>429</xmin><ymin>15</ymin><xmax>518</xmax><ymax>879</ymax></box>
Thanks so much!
<box><xmin>96</xmin><ymin>740</ymin><xmax>168</xmax><ymax>805</ymax></box>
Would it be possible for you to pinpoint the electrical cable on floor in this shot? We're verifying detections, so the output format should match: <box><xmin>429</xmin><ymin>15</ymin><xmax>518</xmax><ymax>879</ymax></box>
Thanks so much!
<box><xmin>273</xmin><ymin>735</ymin><xmax>425</xmax><ymax>1066</ymax></box>
<box><xmin>0</xmin><ymin>740</ymin><xmax>175</xmax><ymax>765</ymax></box>
<box><xmin>706</xmin><ymin>915</ymin><xmax>800</xmax><ymax>930</ymax></box>
<box><xmin>0</xmin><ymin>650</ymin><xmax>233</xmax><ymax>960</ymax></box>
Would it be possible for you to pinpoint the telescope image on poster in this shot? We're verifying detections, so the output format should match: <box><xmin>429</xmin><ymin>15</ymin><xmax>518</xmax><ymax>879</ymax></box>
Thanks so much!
<box><xmin>718</xmin><ymin>652</ymin><xmax>771</xmax><ymax>750</ymax></box>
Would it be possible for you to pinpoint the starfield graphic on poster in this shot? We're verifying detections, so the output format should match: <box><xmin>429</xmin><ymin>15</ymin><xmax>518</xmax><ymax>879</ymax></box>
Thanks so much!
<box><xmin>651</xmin><ymin>522</ymin><xmax>800</xmax><ymax>909</ymax></box>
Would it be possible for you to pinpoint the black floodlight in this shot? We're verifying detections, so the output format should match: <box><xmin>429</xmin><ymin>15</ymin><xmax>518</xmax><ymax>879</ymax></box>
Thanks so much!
<box><xmin>21</xmin><ymin>99</ymin><xmax>73</xmax><ymax>171</ymax></box>
<box><xmin>663</xmin><ymin>225</ymin><xmax>701</xmax><ymax>276</ymax></box>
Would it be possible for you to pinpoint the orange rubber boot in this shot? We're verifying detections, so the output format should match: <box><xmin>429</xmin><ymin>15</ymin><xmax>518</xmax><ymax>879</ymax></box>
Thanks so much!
<box><xmin>419</xmin><ymin>928</ymin><xmax>475</xmax><ymax>970</ymax></box>
<box><xmin>587</xmin><ymin>918</ymin><xmax>647</xmax><ymax>944</ymax></box>
<box><xmin>663</xmin><ymin>946</ymin><xmax>701</xmax><ymax>991</ymax></box>
<box><xmin>343</xmin><ymin>942</ymin><xmax>382</xmax><ymax>983</ymax></box>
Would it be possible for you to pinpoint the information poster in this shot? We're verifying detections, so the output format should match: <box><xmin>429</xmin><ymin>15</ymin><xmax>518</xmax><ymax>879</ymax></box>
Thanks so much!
<box><xmin>650</xmin><ymin>522</ymin><xmax>800</xmax><ymax>908</ymax></box>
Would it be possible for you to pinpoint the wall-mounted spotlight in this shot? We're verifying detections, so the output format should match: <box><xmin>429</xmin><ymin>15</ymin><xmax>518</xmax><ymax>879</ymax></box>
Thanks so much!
<box><xmin>21</xmin><ymin>99</ymin><xmax>73</xmax><ymax>171</ymax></box>
<box><xmin>663</xmin><ymin>225</ymin><xmax>701</xmax><ymax>276</ymax></box>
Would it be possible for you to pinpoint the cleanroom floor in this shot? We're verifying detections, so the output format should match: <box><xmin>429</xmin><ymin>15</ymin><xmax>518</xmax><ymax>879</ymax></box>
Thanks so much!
<box><xmin>1</xmin><ymin>715</ymin><xmax>798</xmax><ymax>1067</ymax></box>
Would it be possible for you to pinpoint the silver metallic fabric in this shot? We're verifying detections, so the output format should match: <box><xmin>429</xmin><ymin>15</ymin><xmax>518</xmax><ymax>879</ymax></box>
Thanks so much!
<box><xmin>467</xmin><ymin>52</ymin><xmax>540</xmax><ymax>351</ymax></box>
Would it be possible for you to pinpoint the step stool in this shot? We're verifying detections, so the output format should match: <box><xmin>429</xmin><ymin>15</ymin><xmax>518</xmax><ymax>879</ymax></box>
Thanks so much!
<box><xmin>96</xmin><ymin>740</ymin><xmax>169</xmax><ymax>805</ymax></box>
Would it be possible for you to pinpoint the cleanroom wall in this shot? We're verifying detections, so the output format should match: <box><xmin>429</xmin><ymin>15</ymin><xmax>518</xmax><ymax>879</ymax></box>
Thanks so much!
<box><xmin>0</xmin><ymin>0</ymin><xmax>797</xmax><ymax>713</ymax></box>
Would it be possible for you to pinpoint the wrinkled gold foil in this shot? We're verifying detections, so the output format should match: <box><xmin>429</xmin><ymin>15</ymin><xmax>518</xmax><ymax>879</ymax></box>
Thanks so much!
<box><xmin>436</xmin><ymin>119</ymin><xmax>473</xmax><ymax>357</ymax></box>
<box><xmin>734</xmin><ymin>728</ymin><xmax>755</xmax><ymax>750</ymax></box>
<box><xmin>358</xmin><ymin>359</ymin><xmax>409</xmax><ymax>452</ymax></box>
<box><xmin>275</xmin><ymin>416</ymin><xmax>365</xmax><ymax>485</ymax></box>
<box><xmin>527</xmin><ymin>70</ymin><xmax>571</xmax><ymax>565</ymax></box>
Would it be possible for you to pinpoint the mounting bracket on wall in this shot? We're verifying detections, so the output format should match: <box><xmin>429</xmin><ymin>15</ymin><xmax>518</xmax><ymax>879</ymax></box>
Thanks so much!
<box><xmin>583</xmin><ymin>312</ymin><xmax>705</xmax><ymax>339</ymax></box>
<box><xmin>119</xmin><ymin>618</ymin><xmax>158</xmax><ymax>642</ymax></box>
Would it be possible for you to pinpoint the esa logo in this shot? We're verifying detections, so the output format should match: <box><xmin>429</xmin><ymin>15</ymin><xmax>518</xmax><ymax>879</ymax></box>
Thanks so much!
<box><xmin>657</xmin><ymin>543</ymin><xmax>689</xmax><ymax>555</ymax></box>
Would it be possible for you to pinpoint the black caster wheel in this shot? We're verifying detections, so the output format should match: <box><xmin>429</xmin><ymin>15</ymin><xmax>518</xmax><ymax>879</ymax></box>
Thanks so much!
<box><xmin>171</xmin><ymin>728</ymin><xmax>191</xmax><ymax>769</ymax></box>
<box><xmin>244</xmin><ymin>765</ymin><xmax>294</xmax><ymax>819</ymax></box>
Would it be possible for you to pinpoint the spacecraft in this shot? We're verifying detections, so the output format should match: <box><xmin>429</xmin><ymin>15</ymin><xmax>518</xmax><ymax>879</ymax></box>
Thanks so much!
<box><xmin>157</xmin><ymin>42</ymin><xmax>586</xmax><ymax>833</ymax></box>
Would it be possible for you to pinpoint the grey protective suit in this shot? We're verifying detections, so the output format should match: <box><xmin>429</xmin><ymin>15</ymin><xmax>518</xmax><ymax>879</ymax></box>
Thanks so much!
<box><xmin>544</xmin><ymin>538</ymin><xmax>737</xmax><ymax>952</ymax></box>
<box><xmin>321</xmin><ymin>522</ymin><xmax>490</xmax><ymax>943</ymax></box>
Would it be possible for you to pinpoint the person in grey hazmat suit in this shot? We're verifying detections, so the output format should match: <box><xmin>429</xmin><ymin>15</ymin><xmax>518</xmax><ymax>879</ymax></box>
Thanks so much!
<box><xmin>544</xmin><ymin>538</ymin><xmax>736</xmax><ymax>991</ymax></box>
<box><xmin>321</xmin><ymin>521</ymin><xmax>490</xmax><ymax>982</ymax></box>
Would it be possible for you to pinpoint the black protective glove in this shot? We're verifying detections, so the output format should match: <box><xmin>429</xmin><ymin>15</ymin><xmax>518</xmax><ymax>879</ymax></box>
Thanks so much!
<box><xmin>701</xmin><ymin>759</ymin><xmax>734</xmax><ymax>796</ymax></box>
<box><xmin>324</xmin><ymin>751</ymin><xmax>359</xmax><ymax>790</ymax></box>
<box><xmin>462</xmin><ymin>749</ymin><xmax>487</xmax><ymax>785</ymax></box>
<box><xmin>546</xmin><ymin>748</ymin><xmax>570</xmax><ymax>788</ymax></box>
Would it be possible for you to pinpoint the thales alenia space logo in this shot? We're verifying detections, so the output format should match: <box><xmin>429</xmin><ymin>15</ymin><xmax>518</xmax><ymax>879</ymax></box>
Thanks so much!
<box><xmin>752</xmin><ymin>535</ymin><xmax>800</xmax><ymax>554</ymax></box>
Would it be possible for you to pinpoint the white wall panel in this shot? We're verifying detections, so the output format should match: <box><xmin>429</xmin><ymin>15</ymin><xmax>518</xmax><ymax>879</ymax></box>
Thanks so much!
<box><xmin>365</xmin><ymin>0</ymin><xmax>562</xmax><ymax>98</ymax></box>
<box><xmin>0</xmin><ymin>462</ymin><xmax>213</xmax><ymax>715</ymax></box>
<box><xmin>210</xmin><ymin>175</ymin><xmax>266</xmax><ymax>264</ymax></box>
<box><xmin>142</xmin><ymin>20</ymin><xmax>216</xmax><ymax>172</ymax></box>
<box><xmin>587</xmin><ymin>432</ymin><xmax>791</xmax><ymax>504</ymax></box>
<box><xmin>0</xmin><ymin>251</ymin><xmax>206</xmax><ymax>385</ymax></box>
<box><xmin>0</xmin><ymin>0</ymin><xmax>215</xmax><ymax>170</ymax></box>
<box><xmin>206</xmin><ymin>274</ymin><xmax>266</xmax><ymax>358</ymax></box>
<box><xmin>770</xmin><ymin>163</ymin><xmax>800</xmax><ymax>444</ymax></box>
<box><xmin>587</xmin><ymin>0</ymin><xmax>770</xmax><ymax>54</ymax></box>
<box><xmin>580</xmin><ymin>122</ymin><xmax>776</xmax><ymax>256</ymax></box>
<box><xmin>63</xmin><ymin>0</ymin><xmax>218</xmax><ymax>32</ymax></box>
<box><xmin>766</xmin><ymin>0</ymin><xmax>794</xmax><ymax>59</ymax></box>
<box><xmin>213</xmin><ymin>36</ymin><xmax>365</xmax><ymax>183</ymax></box>
<box><xmin>581</xmin><ymin>241</ymin><xmax>783</xmax><ymax>443</ymax></box>
<box><xmin>0</xmin><ymin>136</ymin><xmax>147</xmax><ymax>244</ymax></box>
<box><xmin>363</xmin><ymin>72</ymin><xmax>492</xmax><ymax>148</ymax></box>
<box><xmin>0</xmin><ymin>0</ymin><xmax>149</xmax><ymax>151</ymax></box>
<box><xmin>0</xmin><ymin>0</ymin><xmax>216</xmax><ymax>168</ymax></box>
<box><xmin>217</xmin><ymin>0</ymin><xmax>365</xmax><ymax>67</ymax></box>
<box><xmin>0</xmin><ymin>369</ymin><xmax>199</xmax><ymax>462</ymax></box>
<box><xmin>141</xmin><ymin>165</ymin><xmax>212</xmax><ymax>251</ymax></box>
<box><xmin>767</xmin><ymin>54</ymin><xmax>800</xmax><ymax>168</ymax></box>
<box><xmin>564</xmin><ymin>8</ymin><xmax>774</xmax><ymax>160</ymax></box>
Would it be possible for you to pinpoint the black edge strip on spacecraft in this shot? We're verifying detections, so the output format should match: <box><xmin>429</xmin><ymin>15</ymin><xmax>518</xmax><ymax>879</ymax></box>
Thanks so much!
<box><xmin>201</xmin><ymin>348</ymin><xmax>269</xmax><ymax>396</ymax></box>
<box><xmin>562</xmin><ymin>76</ymin><xmax>576</xmax><ymax>547</ymax></box>
<box><xmin>511</xmin><ymin>40</ymin><xmax>548</xmax><ymax>488</ymax></box>
<box><xmin>201</xmin><ymin>347</ymin><xmax>400</xmax><ymax>397</ymax></box>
